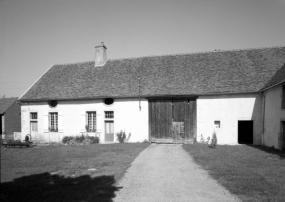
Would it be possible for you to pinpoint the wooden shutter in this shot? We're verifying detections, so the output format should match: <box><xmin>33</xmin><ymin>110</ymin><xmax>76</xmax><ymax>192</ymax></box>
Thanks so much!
<box><xmin>58</xmin><ymin>112</ymin><xmax>63</xmax><ymax>132</ymax></box>
<box><xmin>97</xmin><ymin>112</ymin><xmax>102</xmax><ymax>132</ymax></box>
<box><xmin>43</xmin><ymin>112</ymin><xmax>49</xmax><ymax>132</ymax></box>
<box><xmin>80</xmin><ymin>113</ymin><xmax>86</xmax><ymax>132</ymax></box>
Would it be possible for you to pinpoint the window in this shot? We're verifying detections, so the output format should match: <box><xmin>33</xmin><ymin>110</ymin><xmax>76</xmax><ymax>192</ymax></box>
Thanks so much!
<box><xmin>214</xmin><ymin>121</ymin><xmax>220</xmax><ymax>128</ymax></box>
<box><xmin>86</xmin><ymin>112</ymin><xmax>96</xmax><ymax>132</ymax></box>
<box><xmin>281</xmin><ymin>85</ymin><xmax>285</xmax><ymax>109</ymax></box>
<box><xmin>30</xmin><ymin>112</ymin><xmax>37</xmax><ymax>120</ymax></box>
<box><xmin>104</xmin><ymin>98</ymin><xmax>114</xmax><ymax>105</ymax></box>
<box><xmin>105</xmin><ymin>111</ymin><xmax>114</xmax><ymax>119</ymax></box>
<box><xmin>49</xmin><ymin>112</ymin><xmax>58</xmax><ymax>132</ymax></box>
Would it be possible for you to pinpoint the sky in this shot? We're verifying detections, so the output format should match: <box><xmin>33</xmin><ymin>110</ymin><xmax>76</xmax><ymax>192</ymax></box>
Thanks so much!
<box><xmin>1</xmin><ymin>0</ymin><xmax>285</xmax><ymax>98</ymax></box>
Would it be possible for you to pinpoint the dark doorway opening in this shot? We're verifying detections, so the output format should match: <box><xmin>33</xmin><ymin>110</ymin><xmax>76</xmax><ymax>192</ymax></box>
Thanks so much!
<box><xmin>238</xmin><ymin>121</ymin><xmax>253</xmax><ymax>144</ymax></box>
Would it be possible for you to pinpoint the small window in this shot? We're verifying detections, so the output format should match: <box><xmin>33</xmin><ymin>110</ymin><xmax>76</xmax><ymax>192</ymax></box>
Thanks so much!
<box><xmin>86</xmin><ymin>112</ymin><xmax>96</xmax><ymax>132</ymax></box>
<box><xmin>30</xmin><ymin>113</ymin><xmax>37</xmax><ymax>120</ymax></box>
<box><xmin>49</xmin><ymin>100</ymin><xmax>58</xmax><ymax>107</ymax></box>
<box><xmin>104</xmin><ymin>98</ymin><xmax>114</xmax><ymax>105</ymax></box>
<box><xmin>49</xmin><ymin>112</ymin><xmax>58</xmax><ymax>132</ymax></box>
<box><xmin>214</xmin><ymin>121</ymin><xmax>220</xmax><ymax>128</ymax></box>
<box><xmin>105</xmin><ymin>111</ymin><xmax>114</xmax><ymax>119</ymax></box>
<box><xmin>281</xmin><ymin>85</ymin><xmax>285</xmax><ymax>109</ymax></box>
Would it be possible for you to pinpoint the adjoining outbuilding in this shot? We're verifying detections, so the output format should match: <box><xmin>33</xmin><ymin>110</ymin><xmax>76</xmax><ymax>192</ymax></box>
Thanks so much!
<box><xmin>18</xmin><ymin>43</ymin><xmax>285</xmax><ymax>149</ymax></box>
<box><xmin>260</xmin><ymin>64</ymin><xmax>285</xmax><ymax>150</ymax></box>
<box><xmin>0</xmin><ymin>97</ymin><xmax>21</xmax><ymax>138</ymax></box>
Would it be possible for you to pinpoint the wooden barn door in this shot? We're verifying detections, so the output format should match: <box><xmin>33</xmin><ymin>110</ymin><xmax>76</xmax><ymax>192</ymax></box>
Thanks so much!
<box><xmin>149</xmin><ymin>101</ymin><xmax>172</xmax><ymax>141</ymax></box>
<box><xmin>149</xmin><ymin>100</ymin><xmax>196</xmax><ymax>143</ymax></box>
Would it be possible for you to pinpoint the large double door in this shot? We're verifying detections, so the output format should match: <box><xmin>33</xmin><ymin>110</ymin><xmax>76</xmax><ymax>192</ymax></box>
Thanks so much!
<box><xmin>149</xmin><ymin>100</ymin><xmax>196</xmax><ymax>143</ymax></box>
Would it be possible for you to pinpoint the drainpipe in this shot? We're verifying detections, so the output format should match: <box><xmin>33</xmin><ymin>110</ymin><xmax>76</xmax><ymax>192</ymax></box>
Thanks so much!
<box><xmin>260</xmin><ymin>91</ymin><xmax>266</xmax><ymax>146</ymax></box>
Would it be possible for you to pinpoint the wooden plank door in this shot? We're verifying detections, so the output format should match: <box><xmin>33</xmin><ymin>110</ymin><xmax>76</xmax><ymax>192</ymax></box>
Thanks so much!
<box><xmin>105</xmin><ymin>121</ymin><xmax>114</xmax><ymax>142</ymax></box>
<box><xmin>172</xmin><ymin>101</ymin><xmax>187</xmax><ymax>142</ymax></box>
<box><xmin>30</xmin><ymin>121</ymin><xmax>38</xmax><ymax>140</ymax></box>
<box><xmin>149</xmin><ymin>100</ymin><xmax>172</xmax><ymax>142</ymax></box>
<box><xmin>149</xmin><ymin>100</ymin><xmax>196</xmax><ymax>143</ymax></box>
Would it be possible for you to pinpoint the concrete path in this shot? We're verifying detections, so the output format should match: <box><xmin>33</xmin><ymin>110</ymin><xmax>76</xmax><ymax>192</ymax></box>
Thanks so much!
<box><xmin>114</xmin><ymin>144</ymin><xmax>240</xmax><ymax>202</ymax></box>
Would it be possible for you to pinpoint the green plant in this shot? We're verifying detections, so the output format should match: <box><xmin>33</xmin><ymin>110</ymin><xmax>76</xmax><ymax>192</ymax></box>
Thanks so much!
<box><xmin>116</xmin><ymin>130</ymin><xmax>126</xmax><ymax>143</ymax></box>
<box><xmin>48</xmin><ymin>127</ymin><xmax>58</xmax><ymax>132</ymax></box>
<box><xmin>89</xmin><ymin>136</ymin><xmax>99</xmax><ymax>144</ymax></box>
<box><xmin>62</xmin><ymin>135</ymin><xmax>99</xmax><ymax>145</ymax></box>
<box><xmin>85</xmin><ymin>125</ymin><xmax>96</xmax><ymax>133</ymax></box>
<box><xmin>210</xmin><ymin>131</ymin><xmax>217</xmax><ymax>148</ymax></box>
<box><xmin>75</xmin><ymin>135</ymin><xmax>85</xmax><ymax>142</ymax></box>
<box><xmin>62</xmin><ymin>136</ymin><xmax>73</xmax><ymax>144</ymax></box>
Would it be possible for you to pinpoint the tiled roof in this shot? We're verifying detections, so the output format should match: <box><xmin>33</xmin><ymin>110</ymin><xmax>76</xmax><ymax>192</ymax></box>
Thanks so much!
<box><xmin>262</xmin><ymin>63</ymin><xmax>285</xmax><ymax>90</ymax></box>
<box><xmin>0</xmin><ymin>97</ymin><xmax>18</xmax><ymax>114</ymax></box>
<box><xmin>20</xmin><ymin>46</ymin><xmax>285</xmax><ymax>101</ymax></box>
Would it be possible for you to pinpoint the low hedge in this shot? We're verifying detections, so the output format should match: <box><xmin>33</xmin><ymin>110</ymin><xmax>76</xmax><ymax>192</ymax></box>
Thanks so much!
<box><xmin>62</xmin><ymin>135</ymin><xmax>99</xmax><ymax>145</ymax></box>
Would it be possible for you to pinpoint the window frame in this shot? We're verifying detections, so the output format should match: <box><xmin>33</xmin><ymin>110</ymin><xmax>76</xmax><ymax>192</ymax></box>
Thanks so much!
<box><xmin>30</xmin><ymin>112</ymin><xmax>38</xmax><ymax>120</ymax></box>
<box><xmin>86</xmin><ymin>111</ymin><xmax>97</xmax><ymax>132</ymax></box>
<box><xmin>49</xmin><ymin>112</ymin><xmax>58</xmax><ymax>132</ymax></box>
<box><xmin>105</xmin><ymin>111</ymin><xmax>114</xmax><ymax>119</ymax></box>
<box><xmin>214</xmin><ymin>120</ymin><xmax>221</xmax><ymax>128</ymax></box>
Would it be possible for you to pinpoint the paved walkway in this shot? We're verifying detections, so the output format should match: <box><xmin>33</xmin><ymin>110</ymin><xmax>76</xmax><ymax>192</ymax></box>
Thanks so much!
<box><xmin>114</xmin><ymin>144</ymin><xmax>240</xmax><ymax>202</ymax></box>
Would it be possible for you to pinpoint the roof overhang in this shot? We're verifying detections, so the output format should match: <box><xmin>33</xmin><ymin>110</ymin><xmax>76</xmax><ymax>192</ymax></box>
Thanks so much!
<box><xmin>260</xmin><ymin>80</ymin><xmax>285</xmax><ymax>92</ymax></box>
<box><xmin>19</xmin><ymin>91</ymin><xmax>260</xmax><ymax>103</ymax></box>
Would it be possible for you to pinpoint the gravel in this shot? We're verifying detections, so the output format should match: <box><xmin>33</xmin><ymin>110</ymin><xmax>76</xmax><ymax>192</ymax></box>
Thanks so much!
<box><xmin>114</xmin><ymin>144</ymin><xmax>240</xmax><ymax>202</ymax></box>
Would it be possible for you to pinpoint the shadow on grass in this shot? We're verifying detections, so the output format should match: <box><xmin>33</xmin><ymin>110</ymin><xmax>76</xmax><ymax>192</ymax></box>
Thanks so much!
<box><xmin>0</xmin><ymin>173</ymin><xmax>121</xmax><ymax>202</ymax></box>
<box><xmin>246</xmin><ymin>144</ymin><xmax>285</xmax><ymax>159</ymax></box>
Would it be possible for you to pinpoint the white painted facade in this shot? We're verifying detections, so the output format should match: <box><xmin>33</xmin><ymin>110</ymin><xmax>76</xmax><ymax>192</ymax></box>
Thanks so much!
<box><xmin>263</xmin><ymin>84</ymin><xmax>285</xmax><ymax>149</ymax></box>
<box><xmin>21</xmin><ymin>94</ymin><xmax>264</xmax><ymax>145</ymax></box>
<box><xmin>197</xmin><ymin>94</ymin><xmax>263</xmax><ymax>145</ymax></box>
<box><xmin>21</xmin><ymin>98</ymin><xmax>149</xmax><ymax>143</ymax></box>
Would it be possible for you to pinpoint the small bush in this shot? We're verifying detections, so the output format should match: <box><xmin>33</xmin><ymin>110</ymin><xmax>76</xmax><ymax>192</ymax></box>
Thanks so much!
<box><xmin>62</xmin><ymin>136</ymin><xmax>73</xmax><ymax>144</ymax></box>
<box><xmin>116</xmin><ymin>130</ymin><xmax>126</xmax><ymax>143</ymax></box>
<box><xmin>62</xmin><ymin>135</ymin><xmax>99</xmax><ymax>145</ymax></box>
<box><xmin>210</xmin><ymin>131</ymin><xmax>217</xmax><ymax>148</ymax></box>
<box><xmin>89</xmin><ymin>136</ymin><xmax>99</xmax><ymax>144</ymax></box>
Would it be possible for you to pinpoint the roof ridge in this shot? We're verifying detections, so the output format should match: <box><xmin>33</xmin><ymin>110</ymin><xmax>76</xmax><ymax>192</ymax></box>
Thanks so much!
<box><xmin>52</xmin><ymin>45</ymin><xmax>285</xmax><ymax>66</ymax></box>
<box><xmin>108</xmin><ymin>45</ymin><xmax>285</xmax><ymax>61</ymax></box>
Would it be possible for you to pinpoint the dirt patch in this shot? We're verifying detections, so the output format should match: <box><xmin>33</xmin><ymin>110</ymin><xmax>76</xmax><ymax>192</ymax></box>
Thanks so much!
<box><xmin>114</xmin><ymin>144</ymin><xmax>240</xmax><ymax>202</ymax></box>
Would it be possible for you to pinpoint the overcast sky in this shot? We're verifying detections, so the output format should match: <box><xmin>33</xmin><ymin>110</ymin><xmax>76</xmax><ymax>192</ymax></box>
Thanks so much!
<box><xmin>1</xmin><ymin>0</ymin><xmax>285</xmax><ymax>98</ymax></box>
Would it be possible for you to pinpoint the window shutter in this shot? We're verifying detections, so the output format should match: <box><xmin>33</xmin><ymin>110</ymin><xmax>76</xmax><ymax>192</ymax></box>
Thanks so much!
<box><xmin>80</xmin><ymin>113</ymin><xmax>86</xmax><ymax>132</ymax></box>
<box><xmin>21</xmin><ymin>109</ymin><xmax>29</xmax><ymax>134</ymax></box>
<box><xmin>97</xmin><ymin>112</ymin><xmax>102</xmax><ymax>132</ymax></box>
<box><xmin>58</xmin><ymin>112</ymin><xmax>63</xmax><ymax>132</ymax></box>
<box><xmin>44</xmin><ymin>112</ymin><xmax>49</xmax><ymax>132</ymax></box>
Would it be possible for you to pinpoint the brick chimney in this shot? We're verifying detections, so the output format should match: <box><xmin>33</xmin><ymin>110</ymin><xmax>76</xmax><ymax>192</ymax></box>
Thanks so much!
<box><xmin>95</xmin><ymin>42</ymin><xmax>107</xmax><ymax>66</ymax></box>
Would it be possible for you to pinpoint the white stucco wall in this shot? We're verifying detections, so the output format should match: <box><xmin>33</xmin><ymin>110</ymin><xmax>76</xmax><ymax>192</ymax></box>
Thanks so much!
<box><xmin>21</xmin><ymin>98</ymin><xmax>149</xmax><ymax>143</ymax></box>
<box><xmin>264</xmin><ymin>84</ymin><xmax>285</xmax><ymax>149</ymax></box>
<box><xmin>197</xmin><ymin>94</ymin><xmax>262</xmax><ymax>145</ymax></box>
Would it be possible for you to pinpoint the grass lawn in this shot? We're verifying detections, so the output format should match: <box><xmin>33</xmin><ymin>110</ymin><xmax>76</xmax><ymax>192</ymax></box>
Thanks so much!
<box><xmin>1</xmin><ymin>143</ymin><xmax>149</xmax><ymax>202</ymax></box>
<box><xmin>183</xmin><ymin>143</ymin><xmax>285</xmax><ymax>201</ymax></box>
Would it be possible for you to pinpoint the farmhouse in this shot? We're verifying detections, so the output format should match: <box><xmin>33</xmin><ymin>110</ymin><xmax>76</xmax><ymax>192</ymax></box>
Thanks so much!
<box><xmin>18</xmin><ymin>43</ymin><xmax>285</xmax><ymax>149</ymax></box>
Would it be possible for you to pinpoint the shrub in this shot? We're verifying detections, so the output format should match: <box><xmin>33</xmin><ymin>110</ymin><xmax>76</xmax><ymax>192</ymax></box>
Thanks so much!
<box><xmin>116</xmin><ymin>130</ymin><xmax>126</xmax><ymax>143</ymax></box>
<box><xmin>210</xmin><ymin>131</ymin><xmax>217</xmax><ymax>148</ymax></box>
<box><xmin>62</xmin><ymin>135</ymin><xmax>99</xmax><ymax>145</ymax></box>
<box><xmin>89</xmin><ymin>136</ymin><xmax>99</xmax><ymax>144</ymax></box>
<box><xmin>62</xmin><ymin>136</ymin><xmax>73</xmax><ymax>144</ymax></box>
